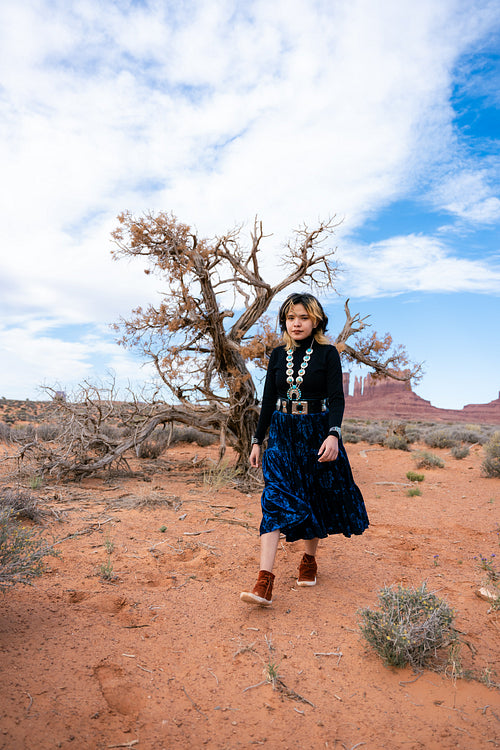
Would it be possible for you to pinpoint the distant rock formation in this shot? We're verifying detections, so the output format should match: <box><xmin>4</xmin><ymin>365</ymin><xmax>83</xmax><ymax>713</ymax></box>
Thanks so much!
<box><xmin>343</xmin><ymin>373</ymin><xmax>500</xmax><ymax>424</ymax></box>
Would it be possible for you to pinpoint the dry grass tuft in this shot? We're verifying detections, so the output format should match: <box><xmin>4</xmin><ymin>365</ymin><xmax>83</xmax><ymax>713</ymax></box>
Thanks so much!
<box><xmin>359</xmin><ymin>583</ymin><xmax>459</xmax><ymax>671</ymax></box>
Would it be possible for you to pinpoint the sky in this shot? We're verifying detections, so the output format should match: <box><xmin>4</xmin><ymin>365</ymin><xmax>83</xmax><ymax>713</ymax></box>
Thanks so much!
<box><xmin>0</xmin><ymin>0</ymin><xmax>499</xmax><ymax>410</ymax></box>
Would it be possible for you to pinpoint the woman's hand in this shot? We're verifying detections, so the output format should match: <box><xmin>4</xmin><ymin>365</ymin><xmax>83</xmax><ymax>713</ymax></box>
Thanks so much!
<box><xmin>249</xmin><ymin>443</ymin><xmax>261</xmax><ymax>468</ymax></box>
<box><xmin>318</xmin><ymin>435</ymin><xmax>339</xmax><ymax>462</ymax></box>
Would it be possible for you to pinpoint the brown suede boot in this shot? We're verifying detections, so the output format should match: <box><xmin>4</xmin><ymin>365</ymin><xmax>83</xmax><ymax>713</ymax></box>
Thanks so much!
<box><xmin>240</xmin><ymin>570</ymin><xmax>275</xmax><ymax>606</ymax></box>
<box><xmin>297</xmin><ymin>553</ymin><xmax>317</xmax><ymax>586</ymax></box>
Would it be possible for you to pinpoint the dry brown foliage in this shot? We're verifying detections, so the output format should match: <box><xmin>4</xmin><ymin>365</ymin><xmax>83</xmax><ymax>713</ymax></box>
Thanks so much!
<box><xmin>4</xmin><ymin>213</ymin><xmax>421</xmax><ymax>480</ymax></box>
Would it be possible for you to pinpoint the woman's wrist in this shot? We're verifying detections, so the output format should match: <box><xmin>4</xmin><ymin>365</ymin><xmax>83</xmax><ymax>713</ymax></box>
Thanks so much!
<box><xmin>328</xmin><ymin>426</ymin><xmax>341</xmax><ymax>439</ymax></box>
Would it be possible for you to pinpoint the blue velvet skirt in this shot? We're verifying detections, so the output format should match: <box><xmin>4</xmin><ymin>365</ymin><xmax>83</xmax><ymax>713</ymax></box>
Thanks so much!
<box><xmin>260</xmin><ymin>410</ymin><xmax>369</xmax><ymax>542</ymax></box>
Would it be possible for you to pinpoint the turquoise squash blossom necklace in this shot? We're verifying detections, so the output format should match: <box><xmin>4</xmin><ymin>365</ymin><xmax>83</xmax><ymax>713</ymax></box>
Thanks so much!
<box><xmin>286</xmin><ymin>342</ymin><xmax>313</xmax><ymax>400</ymax></box>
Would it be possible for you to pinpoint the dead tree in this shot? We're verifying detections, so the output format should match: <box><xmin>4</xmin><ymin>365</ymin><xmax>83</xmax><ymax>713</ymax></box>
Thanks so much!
<box><xmin>111</xmin><ymin>212</ymin><xmax>420</xmax><ymax>464</ymax></box>
<box><xmin>5</xmin><ymin>213</ymin><xmax>421</xmax><ymax>480</ymax></box>
<box><xmin>110</xmin><ymin>212</ymin><xmax>344</xmax><ymax>469</ymax></box>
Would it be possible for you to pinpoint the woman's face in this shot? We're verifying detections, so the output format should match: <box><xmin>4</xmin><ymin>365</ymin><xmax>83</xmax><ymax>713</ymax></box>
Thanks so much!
<box><xmin>285</xmin><ymin>303</ymin><xmax>315</xmax><ymax>341</ymax></box>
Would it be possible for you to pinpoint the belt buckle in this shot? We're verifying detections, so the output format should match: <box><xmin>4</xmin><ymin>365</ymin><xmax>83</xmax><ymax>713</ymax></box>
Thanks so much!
<box><xmin>291</xmin><ymin>400</ymin><xmax>307</xmax><ymax>415</ymax></box>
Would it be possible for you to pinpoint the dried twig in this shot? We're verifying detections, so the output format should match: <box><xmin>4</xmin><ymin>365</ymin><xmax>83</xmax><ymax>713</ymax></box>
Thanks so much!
<box><xmin>208</xmin><ymin>669</ymin><xmax>219</xmax><ymax>686</ymax></box>
<box><xmin>233</xmin><ymin>640</ymin><xmax>257</xmax><ymax>657</ymax></box>
<box><xmin>206</xmin><ymin>516</ymin><xmax>258</xmax><ymax>531</ymax></box>
<box><xmin>314</xmin><ymin>651</ymin><xmax>343</xmax><ymax>666</ymax></box>
<box><xmin>243</xmin><ymin>680</ymin><xmax>267</xmax><ymax>693</ymax></box>
<box><xmin>183</xmin><ymin>529</ymin><xmax>214</xmax><ymax>536</ymax></box>
<box><xmin>182</xmin><ymin>686</ymin><xmax>208</xmax><ymax>720</ymax></box>
<box><xmin>399</xmin><ymin>673</ymin><xmax>423</xmax><ymax>686</ymax></box>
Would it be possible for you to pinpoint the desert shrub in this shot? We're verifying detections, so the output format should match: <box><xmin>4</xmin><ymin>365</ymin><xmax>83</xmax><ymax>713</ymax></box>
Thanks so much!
<box><xmin>363</xmin><ymin>426</ymin><xmax>386</xmax><ymax>445</ymax></box>
<box><xmin>358</xmin><ymin>583</ymin><xmax>458</xmax><ymax>670</ymax></box>
<box><xmin>412</xmin><ymin>450</ymin><xmax>445</xmax><ymax>469</ymax></box>
<box><xmin>36</xmin><ymin>423</ymin><xmax>60</xmax><ymax>442</ymax></box>
<box><xmin>342</xmin><ymin>429</ymin><xmax>361</xmax><ymax>443</ymax></box>
<box><xmin>451</xmin><ymin>445</ymin><xmax>470</xmax><ymax>460</ymax></box>
<box><xmin>476</xmin><ymin>553</ymin><xmax>499</xmax><ymax>585</ymax></box>
<box><xmin>203</xmin><ymin>457</ymin><xmax>242</xmax><ymax>489</ymax></box>
<box><xmin>136</xmin><ymin>429</ymin><xmax>170</xmax><ymax>459</ymax></box>
<box><xmin>0</xmin><ymin>508</ymin><xmax>56</xmax><ymax>588</ymax></box>
<box><xmin>169</xmin><ymin>425</ymin><xmax>217</xmax><ymax>447</ymax></box>
<box><xmin>449</xmin><ymin>425</ymin><xmax>485</xmax><ymax>444</ymax></box>
<box><xmin>384</xmin><ymin>435</ymin><xmax>409</xmax><ymax>451</ymax></box>
<box><xmin>137</xmin><ymin>440</ymin><xmax>164</xmax><ymax>459</ymax></box>
<box><xmin>474</xmin><ymin>553</ymin><xmax>500</xmax><ymax>609</ymax></box>
<box><xmin>341</xmin><ymin>422</ymin><xmax>364</xmax><ymax>443</ymax></box>
<box><xmin>404</xmin><ymin>424</ymin><xmax>425</xmax><ymax>443</ymax></box>
<box><xmin>0</xmin><ymin>489</ymin><xmax>43</xmax><ymax>522</ymax></box>
<box><xmin>11</xmin><ymin>424</ymin><xmax>36</xmax><ymax>442</ymax></box>
<box><xmin>99</xmin><ymin>424</ymin><xmax>129</xmax><ymax>442</ymax></box>
<box><xmin>407</xmin><ymin>487</ymin><xmax>422</xmax><ymax>497</ymax></box>
<box><xmin>482</xmin><ymin>432</ymin><xmax>500</xmax><ymax>478</ymax></box>
<box><xmin>424</xmin><ymin>428</ymin><xmax>459</xmax><ymax>449</ymax></box>
<box><xmin>406</xmin><ymin>471</ymin><xmax>424</xmax><ymax>482</ymax></box>
<box><xmin>0</xmin><ymin>422</ymin><xmax>12</xmax><ymax>443</ymax></box>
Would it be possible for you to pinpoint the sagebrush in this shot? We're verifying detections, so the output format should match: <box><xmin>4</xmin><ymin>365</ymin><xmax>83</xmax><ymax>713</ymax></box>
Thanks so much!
<box><xmin>359</xmin><ymin>583</ymin><xmax>458</xmax><ymax>670</ymax></box>
<box><xmin>0</xmin><ymin>509</ymin><xmax>57</xmax><ymax>588</ymax></box>
<box><xmin>482</xmin><ymin>432</ymin><xmax>500</xmax><ymax>478</ymax></box>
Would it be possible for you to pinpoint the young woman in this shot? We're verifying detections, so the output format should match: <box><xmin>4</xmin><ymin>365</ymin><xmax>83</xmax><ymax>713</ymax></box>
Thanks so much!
<box><xmin>240</xmin><ymin>292</ymin><xmax>369</xmax><ymax>606</ymax></box>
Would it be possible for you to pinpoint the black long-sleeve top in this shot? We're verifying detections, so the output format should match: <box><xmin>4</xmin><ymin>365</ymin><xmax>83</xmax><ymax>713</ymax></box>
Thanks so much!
<box><xmin>253</xmin><ymin>336</ymin><xmax>345</xmax><ymax>444</ymax></box>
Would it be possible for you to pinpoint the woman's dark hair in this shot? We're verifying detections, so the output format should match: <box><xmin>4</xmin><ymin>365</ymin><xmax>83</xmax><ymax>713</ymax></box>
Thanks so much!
<box><xmin>278</xmin><ymin>293</ymin><xmax>329</xmax><ymax>334</ymax></box>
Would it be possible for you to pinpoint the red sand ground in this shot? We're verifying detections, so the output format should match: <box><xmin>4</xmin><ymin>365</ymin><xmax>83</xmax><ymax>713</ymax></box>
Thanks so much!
<box><xmin>1</xmin><ymin>441</ymin><xmax>499</xmax><ymax>749</ymax></box>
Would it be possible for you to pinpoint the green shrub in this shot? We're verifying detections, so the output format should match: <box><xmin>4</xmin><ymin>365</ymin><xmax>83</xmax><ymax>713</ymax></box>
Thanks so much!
<box><xmin>412</xmin><ymin>450</ymin><xmax>445</xmax><ymax>469</ymax></box>
<box><xmin>406</xmin><ymin>471</ymin><xmax>424</xmax><ymax>482</ymax></box>
<box><xmin>407</xmin><ymin>487</ymin><xmax>422</xmax><ymax>497</ymax></box>
<box><xmin>482</xmin><ymin>432</ymin><xmax>500</xmax><ymax>478</ymax></box>
<box><xmin>358</xmin><ymin>583</ymin><xmax>458</xmax><ymax>670</ymax></box>
<box><xmin>451</xmin><ymin>445</ymin><xmax>469</xmax><ymax>460</ymax></box>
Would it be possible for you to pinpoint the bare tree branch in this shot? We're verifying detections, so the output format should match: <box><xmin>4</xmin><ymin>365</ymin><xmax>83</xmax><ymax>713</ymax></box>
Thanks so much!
<box><xmin>7</xmin><ymin>213</ymin><xmax>421</xmax><ymax>480</ymax></box>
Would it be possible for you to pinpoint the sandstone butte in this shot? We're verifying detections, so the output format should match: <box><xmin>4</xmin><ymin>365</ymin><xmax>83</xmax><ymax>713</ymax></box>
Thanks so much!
<box><xmin>343</xmin><ymin>372</ymin><xmax>500</xmax><ymax>424</ymax></box>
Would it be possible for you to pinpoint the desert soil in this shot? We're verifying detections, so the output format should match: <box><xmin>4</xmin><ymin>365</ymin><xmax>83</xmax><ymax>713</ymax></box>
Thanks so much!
<box><xmin>0</xmin><ymin>440</ymin><xmax>499</xmax><ymax>750</ymax></box>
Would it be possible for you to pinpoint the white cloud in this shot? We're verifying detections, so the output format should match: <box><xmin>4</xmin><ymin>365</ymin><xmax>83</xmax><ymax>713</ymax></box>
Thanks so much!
<box><xmin>0</xmin><ymin>0</ymin><xmax>498</xmax><ymax>401</ymax></box>
<box><xmin>431</xmin><ymin>169</ymin><xmax>500</xmax><ymax>223</ymax></box>
<box><xmin>338</xmin><ymin>233</ymin><xmax>500</xmax><ymax>297</ymax></box>
<box><xmin>0</xmin><ymin>319</ymin><xmax>157</xmax><ymax>400</ymax></box>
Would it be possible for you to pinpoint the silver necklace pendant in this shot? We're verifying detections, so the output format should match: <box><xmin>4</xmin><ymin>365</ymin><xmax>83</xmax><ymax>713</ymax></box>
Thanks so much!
<box><xmin>286</xmin><ymin>344</ymin><xmax>313</xmax><ymax>400</ymax></box>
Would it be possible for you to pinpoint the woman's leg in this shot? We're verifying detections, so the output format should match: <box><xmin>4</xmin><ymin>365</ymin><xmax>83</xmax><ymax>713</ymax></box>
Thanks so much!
<box><xmin>240</xmin><ymin>529</ymin><xmax>280</xmax><ymax>605</ymax></box>
<box><xmin>260</xmin><ymin>529</ymin><xmax>280</xmax><ymax>572</ymax></box>
<box><xmin>304</xmin><ymin>537</ymin><xmax>319</xmax><ymax>556</ymax></box>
